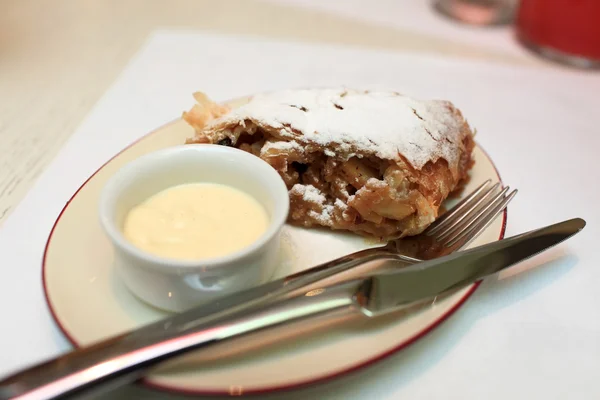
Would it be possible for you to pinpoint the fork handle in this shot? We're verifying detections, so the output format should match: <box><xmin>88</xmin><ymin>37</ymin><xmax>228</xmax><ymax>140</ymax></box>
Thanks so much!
<box><xmin>149</xmin><ymin>246</ymin><xmax>413</xmax><ymax>331</ymax></box>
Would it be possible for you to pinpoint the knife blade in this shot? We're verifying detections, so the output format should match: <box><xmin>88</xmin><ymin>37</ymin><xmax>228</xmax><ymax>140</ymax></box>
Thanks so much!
<box><xmin>0</xmin><ymin>218</ymin><xmax>585</xmax><ymax>400</ymax></box>
<box><xmin>363</xmin><ymin>217</ymin><xmax>586</xmax><ymax>315</ymax></box>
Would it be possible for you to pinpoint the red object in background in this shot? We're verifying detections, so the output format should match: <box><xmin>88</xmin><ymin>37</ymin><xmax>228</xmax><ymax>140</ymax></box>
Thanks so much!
<box><xmin>516</xmin><ymin>0</ymin><xmax>600</xmax><ymax>67</ymax></box>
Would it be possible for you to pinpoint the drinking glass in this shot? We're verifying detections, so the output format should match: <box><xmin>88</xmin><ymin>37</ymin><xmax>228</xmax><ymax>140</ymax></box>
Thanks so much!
<box><xmin>515</xmin><ymin>0</ymin><xmax>600</xmax><ymax>68</ymax></box>
<box><xmin>433</xmin><ymin>0</ymin><xmax>517</xmax><ymax>26</ymax></box>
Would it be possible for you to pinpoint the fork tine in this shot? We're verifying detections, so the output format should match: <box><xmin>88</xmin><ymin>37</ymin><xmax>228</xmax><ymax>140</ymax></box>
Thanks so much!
<box><xmin>425</xmin><ymin>179</ymin><xmax>492</xmax><ymax>235</ymax></box>
<box><xmin>430</xmin><ymin>182</ymin><xmax>501</xmax><ymax>239</ymax></box>
<box><xmin>436</xmin><ymin>185</ymin><xmax>509</xmax><ymax>241</ymax></box>
<box><xmin>446</xmin><ymin>189</ymin><xmax>517</xmax><ymax>248</ymax></box>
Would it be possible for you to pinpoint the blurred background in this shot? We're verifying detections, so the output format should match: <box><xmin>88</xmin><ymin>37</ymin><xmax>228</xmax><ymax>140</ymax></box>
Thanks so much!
<box><xmin>1</xmin><ymin>0</ymin><xmax>598</xmax><ymax>224</ymax></box>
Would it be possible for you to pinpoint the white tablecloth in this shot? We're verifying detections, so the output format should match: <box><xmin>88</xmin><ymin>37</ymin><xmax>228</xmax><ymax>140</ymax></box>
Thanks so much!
<box><xmin>0</xmin><ymin>31</ymin><xmax>598</xmax><ymax>399</ymax></box>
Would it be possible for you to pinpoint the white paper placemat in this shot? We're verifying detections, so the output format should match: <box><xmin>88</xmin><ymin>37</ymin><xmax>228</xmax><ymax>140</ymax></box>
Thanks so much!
<box><xmin>0</xmin><ymin>31</ymin><xmax>598</xmax><ymax>400</ymax></box>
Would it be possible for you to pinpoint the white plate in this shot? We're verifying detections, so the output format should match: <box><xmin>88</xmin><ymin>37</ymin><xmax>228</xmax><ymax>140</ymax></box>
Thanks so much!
<box><xmin>43</xmin><ymin>101</ymin><xmax>507</xmax><ymax>396</ymax></box>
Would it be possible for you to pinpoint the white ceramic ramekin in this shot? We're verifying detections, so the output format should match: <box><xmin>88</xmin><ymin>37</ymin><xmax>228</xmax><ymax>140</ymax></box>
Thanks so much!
<box><xmin>99</xmin><ymin>144</ymin><xmax>289</xmax><ymax>312</ymax></box>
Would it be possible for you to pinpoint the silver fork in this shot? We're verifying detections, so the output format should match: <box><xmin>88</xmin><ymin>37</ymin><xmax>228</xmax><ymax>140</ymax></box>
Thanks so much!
<box><xmin>150</xmin><ymin>180</ymin><xmax>517</xmax><ymax>326</ymax></box>
<box><xmin>390</xmin><ymin>179</ymin><xmax>518</xmax><ymax>261</ymax></box>
<box><xmin>277</xmin><ymin>179</ymin><xmax>517</xmax><ymax>286</ymax></box>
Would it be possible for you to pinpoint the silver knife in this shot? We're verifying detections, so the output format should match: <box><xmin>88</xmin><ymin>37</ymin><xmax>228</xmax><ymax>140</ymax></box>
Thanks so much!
<box><xmin>0</xmin><ymin>217</ymin><xmax>585</xmax><ymax>400</ymax></box>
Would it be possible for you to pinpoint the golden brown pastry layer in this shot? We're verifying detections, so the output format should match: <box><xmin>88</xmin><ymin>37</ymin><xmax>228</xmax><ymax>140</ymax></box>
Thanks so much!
<box><xmin>182</xmin><ymin>88</ymin><xmax>475</xmax><ymax>239</ymax></box>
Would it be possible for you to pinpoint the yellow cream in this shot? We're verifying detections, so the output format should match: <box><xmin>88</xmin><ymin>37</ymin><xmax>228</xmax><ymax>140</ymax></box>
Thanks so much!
<box><xmin>123</xmin><ymin>183</ymin><xmax>269</xmax><ymax>260</ymax></box>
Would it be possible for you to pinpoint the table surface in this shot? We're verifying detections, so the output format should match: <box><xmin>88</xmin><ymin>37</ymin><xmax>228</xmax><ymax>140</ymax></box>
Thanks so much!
<box><xmin>0</xmin><ymin>0</ymin><xmax>541</xmax><ymax>225</ymax></box>
<box><xmin>3</xmin><ymin>2</ymin><xmax>600</xmax><ymax>400</ymax></box>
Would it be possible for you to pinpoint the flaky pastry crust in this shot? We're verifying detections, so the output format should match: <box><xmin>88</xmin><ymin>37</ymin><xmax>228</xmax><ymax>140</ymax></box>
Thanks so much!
<box><xmin>182</xmin><ymin>88</ymin><xmax>475</xmax><ymax>239</ymax></box>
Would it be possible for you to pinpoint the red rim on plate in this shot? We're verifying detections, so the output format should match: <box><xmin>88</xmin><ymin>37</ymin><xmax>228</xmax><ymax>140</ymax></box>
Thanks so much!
<box><xmin>42</xmin><ymin>122</ymin><xmax>508</xmax><ymax>397</ymax></box>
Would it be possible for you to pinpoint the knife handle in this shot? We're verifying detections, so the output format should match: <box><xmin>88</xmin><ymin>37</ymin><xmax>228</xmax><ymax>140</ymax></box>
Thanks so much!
<box><xmin>0</xmin><ymin>279</ymin><xmax>370</xmax><ymax>400</ymax></box>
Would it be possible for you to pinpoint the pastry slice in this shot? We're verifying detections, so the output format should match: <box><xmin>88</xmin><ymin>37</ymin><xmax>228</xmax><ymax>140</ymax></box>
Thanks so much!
<box><xmin>182</xmin><ymin>88</ymin><xmax>475</xmax><ymax>239</ymax></box>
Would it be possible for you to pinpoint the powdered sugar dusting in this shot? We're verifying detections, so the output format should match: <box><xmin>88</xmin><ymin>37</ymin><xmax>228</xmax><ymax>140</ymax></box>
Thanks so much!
<box><xmin>291</xmin><ymin>184</ymin><xmax>327</xmax><ymax>204</ymax></box>
<box><xmin>308</xmin><ymin>207</ymin><xmax>334</xmax><ymax>225</ymax></box>
<box><xmin>261</xmin><ymin>140</ymin><xmax>302</xmax><ymax>152</ymax></box>
<box><xmin>213</xmin><ymin>88</ymin><xmax>471</xmax><ymax>170</ymax></box>
<box><xmin>290</xmin><ymin>184</ymin><xmax>335</xmax><ymax>225</ymax></box>
<box><xmin>334</xmin><ymin>198</ymin><xmax>348</xmax><ymax>210</ymax></box>
<box><xmin>366</xmin><ymin>177</ymin><xmax>386</xmax><ymax>188</ymax></box>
